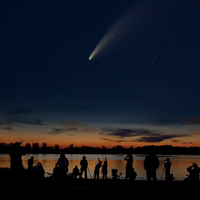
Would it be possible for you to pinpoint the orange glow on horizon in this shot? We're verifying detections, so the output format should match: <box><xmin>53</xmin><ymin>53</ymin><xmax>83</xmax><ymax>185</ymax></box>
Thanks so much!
<box><xmin>1</xmin><ymin>134</ymin><xmax>200</xmax><ymax>149</ymax></box>
<box><xmin>1</xmin><ymin>128</ymin><xmax>200</xmax><ymax>149</ymax></box>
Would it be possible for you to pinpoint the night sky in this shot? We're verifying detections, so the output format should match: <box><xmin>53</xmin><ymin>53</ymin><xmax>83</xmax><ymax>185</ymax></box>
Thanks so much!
<box><xmin>1</xmin><ymin>0</ymin><xmax>200</xmax><ymax>148</ymax></box>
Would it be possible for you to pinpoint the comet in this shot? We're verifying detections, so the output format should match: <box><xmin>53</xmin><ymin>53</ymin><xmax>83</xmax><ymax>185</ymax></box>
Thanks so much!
<box><xmin>89</xmin><ymin>25</ymin><xmax>118</xmax><ymax>60</ymax></box>
<box><xmin>89</xmin><ymin>0</ymin><xmax>160</xmax><ymax>60</ymax></box>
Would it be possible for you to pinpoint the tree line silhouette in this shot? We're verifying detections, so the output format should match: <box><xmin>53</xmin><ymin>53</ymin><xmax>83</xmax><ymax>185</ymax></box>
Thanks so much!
<box><xmin>0</xmin><ymin>142</ymin><xmax>200</xmax><ymax>154</ymax></box>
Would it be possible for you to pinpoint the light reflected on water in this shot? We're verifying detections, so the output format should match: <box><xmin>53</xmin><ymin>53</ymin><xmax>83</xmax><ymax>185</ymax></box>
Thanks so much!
<box><xmin>0</xmin><ymin>154</ymin><xmax>200</xmax><ymax>180</ymax></box>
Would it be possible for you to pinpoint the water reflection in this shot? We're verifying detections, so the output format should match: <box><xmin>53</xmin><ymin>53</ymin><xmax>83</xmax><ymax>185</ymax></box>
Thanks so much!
<box><xmin>0</xmin><ymin>154</ymin><xmax>200</xmax><ymax>180</ymax></box>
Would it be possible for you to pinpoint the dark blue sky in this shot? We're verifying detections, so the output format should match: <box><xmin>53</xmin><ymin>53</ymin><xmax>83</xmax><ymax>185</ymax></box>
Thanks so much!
<box><xmin>1</xmin><ymin>0</ymin><xmax>200</xmax><ymax>147</ymax></box>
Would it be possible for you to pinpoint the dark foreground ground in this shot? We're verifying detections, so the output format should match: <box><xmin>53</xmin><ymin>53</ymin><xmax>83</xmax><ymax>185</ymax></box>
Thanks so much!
<box><xmin>0</xmin><ymin>168</ymin><xmax>199</xmax><ymax>199</ymax></box>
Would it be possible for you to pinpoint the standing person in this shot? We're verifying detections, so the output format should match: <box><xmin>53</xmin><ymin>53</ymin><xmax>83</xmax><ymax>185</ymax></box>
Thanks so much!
<box><xmin>55</xmin><ymin>153</ymin><xmax>69</xmax><ymax>187</ymax></box>
<box><xmin>53</xmin><ymin>164</ymin><xmax>60</xmax><ymax>188</ymax></box>
<box><xmin>94</xmin><ymin>163</ymin><xmax>99</xmax><ymax>179</ymax></box>
<box><xmin>94</xmin><ymin>158</ymin><xmax>102</xmax><ymax>179</ymax></box>
<box><xmin>124</xmin><ymin>154</ymin><xmax>133</xmax><ymax>179</ymax></box>
<box><xmin>102</xmin><ymin>157</ymin><xmax>108</xmax><ymax>179</ymax></box>
<box><xmin>164</xmin><ymin>158</ymin><xmax>171</xmax><ymax>177</ymax></box>
<box><xmin>9</xmin><ymin>142</ymin><xmax>25</xmax><ymax>172</ymax></box>
<box><xmin>144</xmin><ymin>152</ymin><xmax>159</xmax><ymax>181</ymax></box>
<box><xmin>28</xmin><ymin>156</ymin><xmax>34</xmax><ymax>170</ymax></box>
<box><xmin>80</xmin><ymin>156</ymin><xmax>88</xmax><ymax>179</ymax></box>
<box><xmin>56</xmin><ymin>153</ymin><xmax>69</xmax><ymax>175</ymax></box>
<box><xmin>28</xmin><ymin>156</ymin><xmax>34</xmax><ymax>175</ymax></box>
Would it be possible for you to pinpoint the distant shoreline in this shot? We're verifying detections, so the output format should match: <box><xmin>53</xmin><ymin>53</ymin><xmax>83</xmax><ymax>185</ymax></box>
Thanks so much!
<box><xmin>1</xmin><ymin>143</ymin><xmax>200</xmax><ymax>155</ymax></box>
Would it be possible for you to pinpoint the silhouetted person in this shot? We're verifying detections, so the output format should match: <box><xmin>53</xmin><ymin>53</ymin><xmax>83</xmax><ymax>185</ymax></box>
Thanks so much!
<box><xmin>53</xmin><ymin>164</ymin><xmax>61</xmax><ymax>188</ymax></box>
<box><xmin>124</xmin><ymin>154</ymin><xmax>133</xmax><ymax>179</ymax></box>
<box><xmin>187</xmin><ymin>163</ymin><xmax>200</xmax><ymax>182</ymax></box>
<box><xmin>72</xmin><ymin>165</ymin><xmax>80</xmax><ymax>179</ymax></box>
<box><xmin>144</xmin><ymin>152</ymin><xmax>159</xmax><ymax>181</ymax></box>
<box><xmin>34</xmin><ymin>162</ymin><xmax>45</xmax><ymax>178</ymax></box>
<box><xmin>111</xmin><ymin>169</ymin><xmax>122</xmax><ymax>179</ymax></box>
<box><xmin>94</xmin><ymin>158</ymin><xmax>102</xmax><ymax>179</ymax></box>
<box><xmin>53</xmin><ymin>164</ymin><xmax>60</xmax><ymax>177</ymax></box>
<box><xmin>56</xmin><ymin>153</ymin><xmax>69</xmax><ymax>175</ymax></box>
<box><xmin>94</xmin><ymin>163</ymin><xmax>99</xmax><ymax>179</ymax></box>
<box><xmin>28</xmin><ymin>156</ymin><xmax>34</xmax><ymax>175</ymax></box>
<box><xmin>102</xmin><ymin>158</ymin><xmax>108</xmax><ymax>179</ymax></box>
<box><xmin>80</xmin><ymin>156</ymin><xmax>88</xmax><ymax>179</ymax></box>
<box><xmin>164</xmin><ymin>158</ymin><xmax>171</xmax><ymax>177</ymax></box>
<box><xmin>9</xmin><ymin>142</ymin><xmax>25</xmax><ymax>172</ymax></box>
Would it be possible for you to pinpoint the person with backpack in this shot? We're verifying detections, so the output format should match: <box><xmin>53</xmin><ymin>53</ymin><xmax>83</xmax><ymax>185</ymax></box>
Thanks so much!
<box><xmin>144</xmin><ymin>151</ymin><xmax>159</xmax><ymax>181</ymax></box>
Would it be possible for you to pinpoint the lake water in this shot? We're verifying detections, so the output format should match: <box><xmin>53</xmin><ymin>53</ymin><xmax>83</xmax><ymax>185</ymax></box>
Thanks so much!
<box><xmin>0</xmin><ymin>154</ymin><xmax>199</xmax><ymax>181</ymax></box>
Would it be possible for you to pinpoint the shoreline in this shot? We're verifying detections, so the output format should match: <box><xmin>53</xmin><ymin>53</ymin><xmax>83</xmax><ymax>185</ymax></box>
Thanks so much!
<box><xmin>0</xmin><ymin>168</ymin><xmax>198</xmax><ymax>198</ymax></box>
<box><xmin>0</xmin><ymin>167</ymin><xmax>198</xmax><ymax>186</ymax></box>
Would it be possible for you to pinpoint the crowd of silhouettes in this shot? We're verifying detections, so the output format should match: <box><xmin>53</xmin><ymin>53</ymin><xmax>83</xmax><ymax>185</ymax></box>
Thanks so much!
<box><xmin>7</xmin><ymin>142</ymin><xmax>200</xmax><ymax>185</ymax></box>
